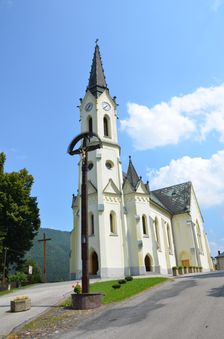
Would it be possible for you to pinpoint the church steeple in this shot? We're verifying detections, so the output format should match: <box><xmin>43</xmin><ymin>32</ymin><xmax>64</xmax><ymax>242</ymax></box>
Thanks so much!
<box><xmin>126</xmin><ymin>156</ymin><xmax>141</xmax><ymax>190</ymax></box>
<box><xmin>87</xmin><ymin>41</ymin><xmax>108</xmax><ymax>98</ymax></box>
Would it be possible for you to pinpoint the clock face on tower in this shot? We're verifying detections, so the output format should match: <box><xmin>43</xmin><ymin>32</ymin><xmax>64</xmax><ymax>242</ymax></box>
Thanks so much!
<box><xmin>85</xmin><ymin>102</ymin><xmax>93</xmax><ymax>112</ymax></box>
<box><xmin>102</xmin><ymin>101</ymin><xmax>111</xmax><ymax>111</ymax></box>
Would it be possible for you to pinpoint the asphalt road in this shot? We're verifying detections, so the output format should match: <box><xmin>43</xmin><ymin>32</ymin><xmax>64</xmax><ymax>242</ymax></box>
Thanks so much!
<box><xmin>56</xmin><ymin>271</ymin><xmax>224</xmax><ymax>339</ymax></box>
<box><xmin>0</xmin><ymin>280</ymin><xmax>73</xmax><ymax>338</ymax></box>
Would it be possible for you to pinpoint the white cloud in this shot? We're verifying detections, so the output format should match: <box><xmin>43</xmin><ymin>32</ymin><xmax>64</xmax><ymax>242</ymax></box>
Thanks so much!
<box><xmin>209</xmin><ymin>240</ymin><xmax>224</xmax><ymax>256</ymax></box>
<box><xmin>211</xmin><ymin>0</ymin><xmax>224</xmax><ymax>11</ymax></box>
<box><xmin>120</xmin><ymin>85</ymin><xmax>224</xmax><ymax>150</ymax></box>
<box><xmin>148</xmin><ymin>149</ymin><xmax>224</xmax><ymax>208</ymax></box>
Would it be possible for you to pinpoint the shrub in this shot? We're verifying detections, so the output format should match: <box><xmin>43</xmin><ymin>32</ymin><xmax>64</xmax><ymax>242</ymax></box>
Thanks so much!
<box><xmin>118</xmin><ymin>279</ymin><xmax>126</xmax><ymax>284</ymax></box>
<box><xmin>72</xmin><ymin>282</ymin><xmax>82</xmax><ymax>294</ymax></box>
<box><xmin>19</xmin><ymin>259</ymin><xmax>42</xmax><ymax>284</ymax></box>
<box><xmin>112</xmin><ymin>284</ymin><xmax>121</xmax><ymax>289</ymax></box>
<box><xmin>125</xmin><ymin>276</ymin><xmax>133</xmax><ymax>281</ymax></box>
<box><xmin>8</xmin><ymin>272</ymin><xmax>27</xmax><ymax>283</ymax></box>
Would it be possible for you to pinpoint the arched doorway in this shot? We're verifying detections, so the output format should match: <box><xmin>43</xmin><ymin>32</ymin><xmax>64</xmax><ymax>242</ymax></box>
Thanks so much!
<box><xmin>90</xmin><ymin>251</ymin><xmax>98</xmax><ymax>275</ymax></box>
<box><xmin>145</xmin><ymin>255</ymin><xmax>152</xmax><ymax>272</ymax></box>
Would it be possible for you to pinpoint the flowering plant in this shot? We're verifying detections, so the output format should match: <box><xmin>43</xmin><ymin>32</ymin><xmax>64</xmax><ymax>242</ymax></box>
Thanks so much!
<box><xmin>72</xmin><ymin>282</ymin><xmax>82</xmax><ymax>294</ymax></box>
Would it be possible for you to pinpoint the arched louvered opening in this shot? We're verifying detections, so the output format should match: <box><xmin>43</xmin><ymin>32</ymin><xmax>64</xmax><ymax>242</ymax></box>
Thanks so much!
<box><xmin>88</xmin><ymin>116</ymin><xmax>93</xmax><ymax>133</ymax></box>
<box><xmin>103</xmin><ymin>115</ymin><xmax>110</xmax><ymax>137</ymax></box>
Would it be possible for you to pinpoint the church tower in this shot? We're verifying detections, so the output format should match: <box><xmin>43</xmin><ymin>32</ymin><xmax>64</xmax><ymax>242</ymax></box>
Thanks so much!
<box><xmin>70</xmin><ymin>42</ymin><xmax>129</xmax><ymax>279</ymax></box>
<box><xmin>69</xmin><ymin>43</ymin><xmax>213</xmax><ymax>280</ymax></box>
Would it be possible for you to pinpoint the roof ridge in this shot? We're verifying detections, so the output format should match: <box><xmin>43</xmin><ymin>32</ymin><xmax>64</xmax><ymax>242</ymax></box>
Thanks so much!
<box><xmin>151</xmin><ymin>181</ymin><xmax>191</xmax><ymax>193</ymax></box>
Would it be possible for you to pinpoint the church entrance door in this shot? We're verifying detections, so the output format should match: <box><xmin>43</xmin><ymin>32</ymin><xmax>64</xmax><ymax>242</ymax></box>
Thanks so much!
<box><xmin>90</xmin><ymin>251</ymin><xmax>98</xmax><ymax>275</ymax></box>
<box><xmin>145</xmin><ymin>255</ymin><xmax>151</xmax><ymax>272</ymax></box>
<box><xmin>181</xmin><ymin>259</ymin><xmax>190</xmax><ymax>267</ymax></box>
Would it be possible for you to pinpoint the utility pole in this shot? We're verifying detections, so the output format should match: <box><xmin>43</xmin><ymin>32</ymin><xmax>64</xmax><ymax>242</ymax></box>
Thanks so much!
<box><xmin>38</xmin><ymin>233</ymin><xmax>51</xmax><ymax>282</ymax></box>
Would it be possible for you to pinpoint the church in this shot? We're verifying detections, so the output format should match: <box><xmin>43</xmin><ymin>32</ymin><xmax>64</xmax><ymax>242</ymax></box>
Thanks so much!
<box><xmin>69</xmin><ymin>43</ymin><xmax>213</xmax><ymax>279</ymax></box>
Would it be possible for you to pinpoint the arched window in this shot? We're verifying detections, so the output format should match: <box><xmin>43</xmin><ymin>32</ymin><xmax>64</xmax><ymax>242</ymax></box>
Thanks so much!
<box><xmin>167</xmin><ymin>224</ymin><xmax>172</xmax><ymax>249</ymax></box>
<box><xmin>89</xmin><ymin>212</ymin><xmax>94</xmax><ymax>235</ymax></box>
<box><xmin>196</xmin><ymin>221</ymin><xmax>203</xmax><ymax>253</ymax></box>
<box><xmin>142</xmin><ymin>215</ymin><xmax>148</xmax><ymax>235</ymax></box>
<box><xmin>88</xmin><ymin>116</ymin><xmax>93</xmax><ymax>133</ymax></box>
<box><xmin>155</xmin><ymin>217</ymin><xmax>160</xmax><ymax>248</ymax></box>
<box><xmin>110</xmin><ymin>211</ymin><xmax>117</xmax><ymax>234</ymax></box>
<box><xmin>103</xmin><ymin>116</ymin><xmax>110</xmax><ymax>137</ymax></box>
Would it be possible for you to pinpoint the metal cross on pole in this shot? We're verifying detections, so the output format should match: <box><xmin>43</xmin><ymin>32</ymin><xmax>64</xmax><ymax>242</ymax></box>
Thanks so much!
<box><xmin>38</xmin><ymin>233</ymin><xmax>52</xmax><ymax>282</ymax></box>
<box><xmin>67</xmin><ymin>132</ymin><xmax>102</xmax><ymax>294</ymax></box>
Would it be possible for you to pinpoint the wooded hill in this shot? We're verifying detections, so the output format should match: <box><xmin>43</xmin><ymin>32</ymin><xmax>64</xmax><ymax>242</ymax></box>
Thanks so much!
<box><xmin>26</xmin><ymin>228</ymin><xmax>70</xmax><ymax>282</ymax></box>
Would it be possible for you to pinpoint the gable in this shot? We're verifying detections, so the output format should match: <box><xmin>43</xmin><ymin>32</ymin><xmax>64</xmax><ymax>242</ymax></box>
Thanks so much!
<box><xmin>135</xmin><ymin>181</ymin><xmax>149</xmax><ymax>195</ymax></box>
<box><xmin>103</xmin><ymin>179</ymin><xmax>121</xmax><ymax>195</ymax></box>
<box><xmin>88</xmin><ymin>180</ymin><xmax>97</xmax><ymax>194</ymax></box>
<box><xmin>123</xmin><ymin>179</ymin><xmax>135</xmax><ymax>195</ymax></box>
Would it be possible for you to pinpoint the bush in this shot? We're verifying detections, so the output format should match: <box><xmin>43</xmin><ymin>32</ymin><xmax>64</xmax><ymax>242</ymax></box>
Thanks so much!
<box><xmin>118</xmin><ymin>279</ymin><xmax>126</xmax><ymax>284</ymax></box>
<box><xmin>112</xmin><ymin>284</ymin><xmax>121</xmax><ymax>289</ymax></box>
<box><xmin>8</xmin><ymin>272</ymin><xmax>27</xmax><ymax>283</ymax></box>
<box><xmin>19</xmin><ymin>259</ymin><xmax>42</xmax><ymax>284</ymax></box>
<box><xmin>125</xmin><ymin>276</ymin><xmax>133</xmax><ymax>281</ymax></box>
<box><xmin>73</xmin><ymin>282</ymin><xmax>82</xmax><ymax>294</ymax></box>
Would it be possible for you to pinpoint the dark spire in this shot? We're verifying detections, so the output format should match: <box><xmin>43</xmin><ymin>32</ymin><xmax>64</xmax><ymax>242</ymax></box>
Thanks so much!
<box><xmin>126</xmin><ymin>156</ymin><xmax>140</xmax><ymax>190</ymax></box>
<box><xmin>87</xmin><ymin>41</ymin><xmax>108</xmax><ymax>98</ymax></box>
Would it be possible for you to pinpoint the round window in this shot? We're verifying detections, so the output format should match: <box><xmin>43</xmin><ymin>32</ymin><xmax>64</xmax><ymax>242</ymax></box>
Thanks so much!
<box><xmin>105</xmin><ymin>161</ymin><xmax>113</xmax><ymax>169</ymax></box>
<box><xmin>88</xmin><ymin>162</ymin><xmax>94</xmax><ymax>171</ymax></box>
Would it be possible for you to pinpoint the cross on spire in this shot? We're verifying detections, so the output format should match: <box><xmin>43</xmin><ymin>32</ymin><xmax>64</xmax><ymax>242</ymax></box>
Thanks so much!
<box><xmin>86</xmin><ymin>42</ymin><xmax>108</xmax><ymax>98</ymax></box>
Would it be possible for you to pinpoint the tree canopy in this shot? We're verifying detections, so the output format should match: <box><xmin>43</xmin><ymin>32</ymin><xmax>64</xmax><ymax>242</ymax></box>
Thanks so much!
<box><xmin>0</xmin><ymin>152</ymin><xmax>40</xmax><ymax>272</ymax></box>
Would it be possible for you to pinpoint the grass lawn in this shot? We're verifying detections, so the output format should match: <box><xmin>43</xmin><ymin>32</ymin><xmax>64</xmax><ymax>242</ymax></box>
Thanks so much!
<box><xmin>90</xmin><ymin>277</ymin><xmax>169</xmax><ymax>304</ymax></box>
<box><xmin>0</xmin><ymin>289</ymin><xmax>12</xmax><ymax>297</ymax></box>
<box><xmin>0</xmin><ymin>283</ymin><xmax>39</xmax><ymax>297</ymax></box>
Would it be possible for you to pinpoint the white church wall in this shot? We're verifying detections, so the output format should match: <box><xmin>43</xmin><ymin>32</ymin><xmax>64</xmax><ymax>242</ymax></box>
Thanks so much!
<box><xmin>100</xmin><ymin>199</ymin><xmax>126</xmax><ymax>278</ymax></box>
<box><xmin>189</xmin><ymin>187</ymin><xmax>211</xmax><ymax>271</ymax></box>
<box><xmin>150</xmin><ymin>203</ymin><xmax>176</xmax><ymax>274</ymax></box>
<box><xmin>172</xmin><ymin>213</ymin><xmax>197</xmax><ymax>267</ymax></box>
<box><xmin>124</xmin><ymin>193</ymin><xmax>141</xmax><ymax>275</ymax></box>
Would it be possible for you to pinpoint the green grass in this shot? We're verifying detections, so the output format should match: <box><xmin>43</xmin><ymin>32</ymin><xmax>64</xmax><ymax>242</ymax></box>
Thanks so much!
<box><xmin>90</xmin><ymin>277</ymin><xmax>169</xmax><ymax>304</ymax></box>
<box><xmin>0</xmin><ymin>289</ymin><xmax>12</xmax><ymax>296</ymax></box>
<box><xmin>0</xmin><ymin>283</ymin><xmax>40</xmax><ymax>297</ymax></box>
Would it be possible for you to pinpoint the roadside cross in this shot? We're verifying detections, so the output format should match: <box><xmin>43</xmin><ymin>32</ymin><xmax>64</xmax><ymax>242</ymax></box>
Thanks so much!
<box><xmin>38</xmin><ymin>233</ymin><xmax>51</xmax><ymax>282</ymax></box>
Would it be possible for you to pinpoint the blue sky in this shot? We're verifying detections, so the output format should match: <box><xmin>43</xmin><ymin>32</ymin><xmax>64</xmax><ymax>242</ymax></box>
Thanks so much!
<box><xmin>0</xmin><ymin>0</ymin><xmax>224</xmax><ymax>256</ymax></box>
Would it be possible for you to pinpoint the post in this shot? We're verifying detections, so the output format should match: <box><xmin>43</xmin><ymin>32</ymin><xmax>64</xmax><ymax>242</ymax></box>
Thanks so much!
<box><xmin>81</xmin><ymin>145</ymin><xmax>89</xmax><ymax>293</ymax></box>
<box><xmin>38</xmin><ymin>233</ymin><xmax>51</xmax><ymax>282</ymax></box>
<box><xmin>67</xmin><ymin>132</ymin><xmax>102</xmax><ymax>301</ymax></box>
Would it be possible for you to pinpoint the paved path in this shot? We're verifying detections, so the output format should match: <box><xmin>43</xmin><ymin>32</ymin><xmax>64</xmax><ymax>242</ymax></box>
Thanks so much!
<box><xmin>0</xmin><ymin>280</ymin><xmax>73</xmax><ymax>338</ymax></box>
<box><xmin>54</xmin><ymin>271</ymin><xmax>224</xmax><ymax>339</ymax></box>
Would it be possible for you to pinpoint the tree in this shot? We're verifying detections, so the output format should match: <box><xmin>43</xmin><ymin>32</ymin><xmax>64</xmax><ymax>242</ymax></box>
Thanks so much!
<box><xmin>0</xmin><ymin>152</ymin><xmax>40</xmax><ymax>274</ymax></box>
<box><xmin>19</xmin><ymin>258</ymin><xmax>43</xmax><ymax>283</ymax></box>
<box><xmin>0</xmin><ymin>231</ymin><xmax>5</xmax><ymax>255</ymax></box>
